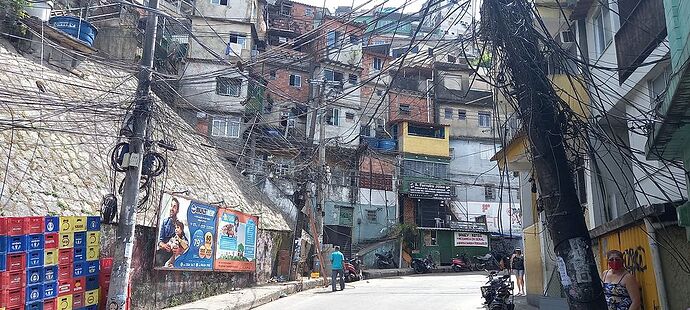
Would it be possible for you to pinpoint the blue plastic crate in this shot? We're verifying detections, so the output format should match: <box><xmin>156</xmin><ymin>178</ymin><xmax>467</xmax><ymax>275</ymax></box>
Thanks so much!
<box><xmin>44</xmin><ymin>216</ymin><xmax>60</xmax><ymax>233</ymax></box>
<box><xmin>27</xmin><ymin>249</ymin><xmax>45</xmax><ymax>268</ymax></box>
<box><xmin>0</xmin><ymin>254</ymin><xmax>5</xmax><ymax>271</ymax></box>
<box><xmin>28</xmin><ymin>234</ymin><xmax>45</xmax><ymax>251</ymax></box>
<box><xmin>43</xmin><ymin>281</ymin><xmax>58</xmax><ymax>299</ymax></box>
<box><xmin>26</xmin><ymin>300</ymin><xmax>44</xmax><ymax>310</ymax></box>
<box><xmin>74</xmin><ymin>247</ymin><xmax>86</xmax><ymax>262</ymax></box>
<box><xmin>27</xmin><ymin>266</ymin><xmax>45</xmax><ymax>285</ymax></box>
<box><xmin>73</xmin><ymin>261</ymin><xmax>85</xmax><ymax>277</ymax></box>
<box><xmin>86</xmin><ymin>216</ymin><xmax>101</xmax><ymax>231</ymax></box>
<box><xmin>85</xmin><ymin>275</ymin><xmax>99</xmax><ymax>291</ymax></box>
<box><xmin>6</xmin><ymin>234</ymin><xmax>27</xmax><ymax>253</ymax></box>
<box><xmin>73</xmin><ymin>232</ymin><xmax>87</xmax><ymax>248</ymax></box>
<box><xmin>44</xmin><ymin>265</ymin><xmax>58</xmax><ymax>282</ymax></box>
<box><xmin>85</xmin><ymin>260</ymin><xmax>99</xmax><ymax>276</ymax></box>
<box><xmin>85</xmin><ymin>305</ymin><xmax>99</xmax><ymax>310</ymax></box>
<box><xmin>26</xmin><ymin>283</ymin><xmax>44</xmax><ymax>303</ymax></box>
<box><xmin>0</xmin><ymin>235</ymin><xmax>7</xmax><ymax>253</ymax></box>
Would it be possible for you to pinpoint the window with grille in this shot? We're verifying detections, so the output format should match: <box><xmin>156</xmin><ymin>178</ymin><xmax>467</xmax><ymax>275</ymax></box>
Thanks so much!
<box><xmin>458</xmin><ymin>110</ymin><xmax>466</xmax><ymax>120</ymax></box>
<box><xmin>326</xmin><ymin>108</ymin><xmax>340</xmax><ymax>126</ymax></box>
<box><xmin>366</xmin><ymin>210</ymin><xmax>377</xmax><ymax>222</ymax></box>
<box><xmin>326</xmin><ymin>31</ymin><xmax>341</xmax><ymax>49</ymax></box>
<box><xmin>211</xmin><ymin>117</ymin><xmax>241</xmax><ymax>138</ymax></box>
<box><xmin>485</xmin><ymin>185</ymin><xmax>496</xmax><ymax>201</ymax></box>
<box><xmin>373</xmin><ymin>57</ymin><xmax>383</xmax><ymax>71</ymax></box>
<box><xmin>444</xmin><ymin>108</ymin><xmax>453</xmax><ymax>119</ymax></box>
<box><xmin>216</xmin><ymin>77</ymin><xmax>241</xmax><ymax>97</ymax></box>
<box><xmin>289</xmin><ymin>74</ymin><xmax>301</xmax><ymax>87</ymax></box>
<box><xmin>478</xmin><ymin>112</ymin><xmax>491</xmax><ymax>128</ymax></box>
<box><xmin>305</xmin><ymin>8</ymin><xmax>313</xmax><ymax>16</ymax></box>
<box><xmin>345</xmin><ymin>112</ymin><xmax>355</xmax><ymax>122</ymax></box>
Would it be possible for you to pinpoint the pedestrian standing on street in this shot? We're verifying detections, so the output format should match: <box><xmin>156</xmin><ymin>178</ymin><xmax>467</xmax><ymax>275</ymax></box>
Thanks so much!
<box><xmin>510</xmin><ymin>248</ymin><xmax>525</xmax><ymax>296</ymax></box>
<box><xmin>602</xmin><ymin>250</ymin><xmax>641</xmax><ymax>310</ymax></box>
<box><xmin>330</xmin><ymin>246</ymin><xmax>345</xmax><ymax>292</ymax></box>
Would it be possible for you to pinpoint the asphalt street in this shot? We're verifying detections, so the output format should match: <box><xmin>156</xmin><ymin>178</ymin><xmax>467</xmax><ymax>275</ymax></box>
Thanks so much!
<box><xmin>255</xmin><ymin>272</ymin><xmax>533</xmax><ymax>310</ymax></box>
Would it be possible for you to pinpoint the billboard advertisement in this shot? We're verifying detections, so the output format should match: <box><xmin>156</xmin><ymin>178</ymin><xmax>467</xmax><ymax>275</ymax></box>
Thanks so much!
<box><xmin>455</xmin><ymin>201</ymin><xmax>522</xmax><ymax>236</ymax></box>
<box><xmin>214</xmin><ymin>208</ymin><xmax>259</xmax><ymax>272</ymax></box>
<box><xmin>155</xmin><ymin>193</ymin><xmax>217</xmax><ymax>270</ymax></box>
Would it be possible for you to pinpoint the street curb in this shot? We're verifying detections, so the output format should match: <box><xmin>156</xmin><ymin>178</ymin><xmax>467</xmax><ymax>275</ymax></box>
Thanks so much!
<box><xmin>362</xmin><ymin>268</ymin><xmax>414</xmax><ymax>279</ymax></box>
<box><xmin>237</xmin><ymin>279</ymin><xmax>325</xmax><ymax>310</ymax></box>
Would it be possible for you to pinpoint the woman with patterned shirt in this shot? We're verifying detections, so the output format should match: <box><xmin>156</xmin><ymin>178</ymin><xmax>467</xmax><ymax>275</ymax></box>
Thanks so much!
<box><xmin>602</xmin><ymin>250</ymin><xmax>641</xmax><ymax>310</ymax></box>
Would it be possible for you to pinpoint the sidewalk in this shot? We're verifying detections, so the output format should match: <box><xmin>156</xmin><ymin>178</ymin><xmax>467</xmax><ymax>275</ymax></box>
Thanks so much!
<box><xmin>163</xmin><ymin>278</ymin><xmax>326</xmax><ymax>310</ymax></box>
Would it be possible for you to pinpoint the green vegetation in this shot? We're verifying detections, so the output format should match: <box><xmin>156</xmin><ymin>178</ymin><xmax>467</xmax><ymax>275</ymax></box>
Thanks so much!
<box><xmin>389</xmin><ymin>223</ymin><xmax>418</xmax><ymax>249</ymax></box>
<box><xmin>0</xmin><ymin>0</ymin><xmax>27</xmax><ymax>35</ymax></box>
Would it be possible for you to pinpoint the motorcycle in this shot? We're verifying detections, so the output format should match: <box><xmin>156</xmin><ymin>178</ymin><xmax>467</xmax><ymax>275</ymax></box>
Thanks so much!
<box><xmin>480</xmin><ymin>271</ymin><xmax>514</xmax><ymax>310</ymax></box>
<box><xmin>343</xmin><ymin>257</ymin><xmax>363</xmax><ymax>282</ymax></box>
<box><xmin>411</xmin><ymin>255</ymin><xmax>434</xmax><ymax>274</ymax></box>
<box><xmin>375</xmin><ymin>250</ymin><xmax>397</xmax><ymax>269</ymax></box>
<box><xmin>473</xmin><ymin>253</ymin><xmax>500</xmax><ymax>271</ymax></box>
<box><xmin>451</xmin><ymin>253</ymin><xmax>472</xmax><ymax>272</ymax></box>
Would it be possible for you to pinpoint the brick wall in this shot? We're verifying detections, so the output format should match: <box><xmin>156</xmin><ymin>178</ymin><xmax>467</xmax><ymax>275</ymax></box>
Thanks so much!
<box><xmin>264</xmin><ymin>66</ymin><xmax>311</xmax><ymax>103</ymax></box>
<box><xmin>359</xmin><ymin>155</ymin><xmax>395</xmax><ymax>175</ymax></box>
<box><xmin>389</xmin><ymin>90</ymin><xmax>430</xmax><ymax>123</ymax></box>
<box><xmin>403</xmin><ymin>197</ymin><xmax>416</xmax><ymax>224</ymax></box>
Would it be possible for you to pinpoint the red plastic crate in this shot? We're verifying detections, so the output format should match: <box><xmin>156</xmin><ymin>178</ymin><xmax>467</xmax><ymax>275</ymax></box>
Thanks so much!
<box><xmin>44</xmin><ymin>233</ymin><xmax>59</xmax><ymax>249</ymax></box>
<box><xmin>1</xmin><ymin>288</ymin><xmax>25</xmax><ymax>308</ymax></box>
<box><xmin>44</xmin><ymin>298</ymin><xmax>57</xmax><ymax>310</ymax></box>
<box><xmin>4</xmin><ymin>218</ymin><xmax>25</xmax><ymax>236</ymax></box>
<box><xmin>5</xmin><ymin>252</ymin><xmax>26</xmax><ymax>271</ymax></box>
<box><xmin>58</xmin><ymin>248</ymin><xmax>73</xmax><ymax>265</ymax></box>
<box><xmin>72</xmin><ymin>277</ymin><xmax>86</xmax><ymax>294</ymax></box>
<box><xmin>0</xmin><ymin>270</ymin><xmax>26</xmax><ymax>289</ymax></box>
<box><xmin>0</xmin><ymin>218</ymin><xmax>6</xmax><ymax>235</ymax></box>
<box><xmin>25</xmin><ymin>217</ymin><xmax>44</xmax><ymax>234</ymax></box>
<box><xmin>100</xmin><ymin>257</ymin><xmax>113</xmax><ymax>272</ymax></box>
<box><xmin>72</xmin><ymin>292</ymin><xmax>85</xmax><ymax>308</ymax></box>
<box><xmin>57</xmin><ymin>263</ymin><xmax>72</xmax><ymax>281</ymax></box>
<box><xmin>57</xmin><ymin>279</ymin><xmax>72</xmax><ymax>296</ymax></box>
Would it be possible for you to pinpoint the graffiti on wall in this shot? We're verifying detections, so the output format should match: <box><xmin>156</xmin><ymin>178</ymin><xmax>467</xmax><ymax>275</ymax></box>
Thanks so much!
<box><xmin>622</xmin><ymin>246</ymin><xmax>647</xmax><ymax>274</ymax></box>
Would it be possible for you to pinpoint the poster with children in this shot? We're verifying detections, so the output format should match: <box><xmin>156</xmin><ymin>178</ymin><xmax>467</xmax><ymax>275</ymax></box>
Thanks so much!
<box><xmin>213</xmin><ymin>208</ymin><xmax>259</xmax><ymax>272</ymax></box>
<box><xmin>154</xmin><ymin>193</ymin><xmax>217</xmax><ymax>270</ymax></box>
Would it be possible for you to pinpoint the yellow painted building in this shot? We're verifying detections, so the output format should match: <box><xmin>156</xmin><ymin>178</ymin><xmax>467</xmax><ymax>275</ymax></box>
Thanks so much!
<box><xmin>395</xmin><ymin>120</ymin><xmax>450</xmax><ymax>158</ymax></box>
<box><xmin>597</xmin><ymin>224</ymin><xmax>660</xmax><ymax>310</ymax></box>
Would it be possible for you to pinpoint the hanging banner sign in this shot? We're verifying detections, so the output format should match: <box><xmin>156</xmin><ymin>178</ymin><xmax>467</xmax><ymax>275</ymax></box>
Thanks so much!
<box><xmin>409</xmin><ymin>182</ymin><xmax>454</xmax><ymax>199</ymax></box>
<box><xmin>454</xmin><ymin>232</ymin><xmax>489</xmax><ymax>247</ymax></box>
<box><xmin>154</xmin><ymin>193</ymin><xmax>217</xmax><ymax>270</ymax></box>
<box><xmin>214</xmin><ymin>208</ymin><xmax>259</xmax><ymax>272</ymax></box>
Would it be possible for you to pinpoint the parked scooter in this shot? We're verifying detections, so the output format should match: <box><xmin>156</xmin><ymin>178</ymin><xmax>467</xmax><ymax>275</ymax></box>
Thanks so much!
<box><xmin>451</xmin><ymin>253</ymin><xmax>472</xmax><ymax>272</ymax></box>
<box><xmin>480</xmin><ymin>271</ymin><xmax>514</xmax><ymax>310</ymax></box>
<box><xmin>343</xmin><ymin>256</ymin><xmax>363</xmax><ymax>282</ymax></box>
<box><xmin>473</xmin><ymin>253</ymin><xmax>500</xmax><ymax>271</ymax></box>
<box><xmin>375</xmin><ymin>250</ymin><xmax>397</xmax><ymax>269</ymax></box>
<box><xmin>411</xmin><ymin>254</ymin><xmax>435</xmax><ymax>274</ymax></box>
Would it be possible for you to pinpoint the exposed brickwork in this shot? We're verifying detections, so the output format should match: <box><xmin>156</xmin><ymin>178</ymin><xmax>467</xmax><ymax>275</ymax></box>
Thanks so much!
<box><xmin>403</xmin><ymin>197</ymin><xmax>416</xmax><ymax>224</ymax></box>
<box><xmin>389</xmin><ymin>90</ymin><xmax>431</xmax><ymax>123</ymax></box>
<box><xmin>359</xmin><ymin>155</ymin><xmax>395</xmax><ymax>175</ymax></box>
<box><xmin>264</xmin><ymin>66</ymin><xmax>311</xmax><ymax>103</ymax></box>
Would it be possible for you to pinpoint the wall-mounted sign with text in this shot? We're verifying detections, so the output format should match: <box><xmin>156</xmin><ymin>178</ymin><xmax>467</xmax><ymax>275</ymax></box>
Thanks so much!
<box><xmin>408</xmin><ymin>182</ymin><xmax>454</xmax><ymax>199</ymax></box>
<box><xmin>454</xmin><ymin>232</ymin><xmax>489</xmax><ymax>247</ymax></box>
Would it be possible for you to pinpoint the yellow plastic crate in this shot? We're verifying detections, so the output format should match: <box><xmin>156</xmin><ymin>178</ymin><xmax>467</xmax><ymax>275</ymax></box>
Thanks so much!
<box><xmin>73</xmin><ymin>216</ymin><xmax>87</xmax><ymax>232</ymax></box>
<box><xmin>85</xmin><ymin>289</ymin><xmax>99</xmax><ymax>306</ymax></box>
<box><xmin>86</xmin><ymin>232</ymin><xmax>100</xmax><ymax>246</ymax></box>
<box><xmin>86</xmin><ymin>246</ymin><xmax>100</xmax><ymax>261</ymax></box>
<box><xmin>57</xmin><ymin>294</ymin><xmax>72</xmax><ymax>310</ymax></box>
<box><xmin>59</xmin><ymin>216</ymin><xmax>74</xmax><ymax>233</ymax></box>
<box><xmin>59</xmin><ymin>232</ymin><xmax>74</xmax><ymax>249</ymax></box>
<box><xmin>310</xmin><ymin>272</ymin><xmax>320</xmax><ymax>279</ymax></box>
<box><xmin>45</xmin><ymin>249</ymin><xmax>59</xmax><ymax>266</ymax></box>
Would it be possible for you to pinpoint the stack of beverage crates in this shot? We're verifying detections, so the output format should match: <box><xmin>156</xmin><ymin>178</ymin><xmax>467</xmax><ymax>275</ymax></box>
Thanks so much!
<box><xmin>0</xmin><ymin>216</ymin><xmax>103</xmax><ymax>310</ymax></box>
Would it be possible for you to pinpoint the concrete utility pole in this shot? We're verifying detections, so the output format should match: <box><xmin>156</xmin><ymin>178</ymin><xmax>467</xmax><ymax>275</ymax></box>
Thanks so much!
<box><xmin>482</xmin><ymin>0</ymin><xmax>606</xmax><ymax>309</ymax></box>
<box><xmin>106</xmin><ymin>0</ymin><xmax>159</xmax><ymax>308</ymax></box>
